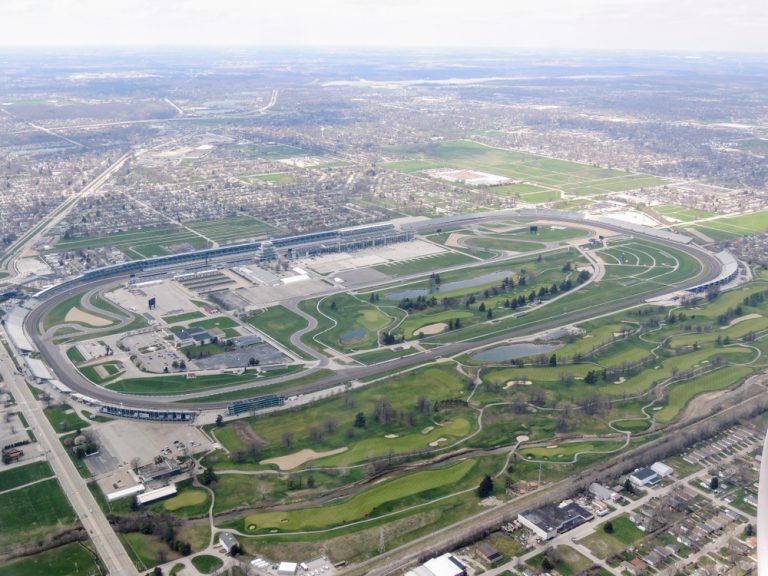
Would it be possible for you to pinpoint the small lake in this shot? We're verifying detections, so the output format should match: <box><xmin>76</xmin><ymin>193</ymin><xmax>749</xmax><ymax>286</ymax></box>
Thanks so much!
<box><xmin>388</xmin><ymin>270</ymin><xmax>513</xmax><ymax>300</ymax></box>
<box><xmin>472</xmin><ymin>342</ymin><xmax>563</xmax><ymax>362</ymax></box>
<box><xmin>340</xmin><ymin>328</ymin><xmax>366</xmax><ymax>345</ymax></box>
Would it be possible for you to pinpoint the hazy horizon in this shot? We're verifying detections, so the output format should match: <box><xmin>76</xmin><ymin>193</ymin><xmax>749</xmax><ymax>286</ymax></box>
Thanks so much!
<box><xmin>1</xmin><ymin>0</ymin><xmax>767</xmax><ymax>53</ymax></box>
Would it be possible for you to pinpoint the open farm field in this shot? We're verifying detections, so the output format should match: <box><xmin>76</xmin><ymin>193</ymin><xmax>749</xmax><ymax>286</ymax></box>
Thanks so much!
<box><xmin>655</xmin><ymin>204</ymin><xmax>714</xmax><ymax>222</ymax></box>
<box><xmin>689</xmin><ymin>209</ymin><xmax>768</xmax><ymax>240</ymax></box>
<box><xmin>185</xmin><ymin>215</ymin><xmax>276</xmax><ymax>244</ymax></box>
<box><xmin>54</xmin><ymin>225</ymin><xmax>210</xmax><ymax>259</ymax></box>
<box><xmin>387</xmin><ymin>141</ymin><xmax>666</xmax><ymax>196</ymax></box>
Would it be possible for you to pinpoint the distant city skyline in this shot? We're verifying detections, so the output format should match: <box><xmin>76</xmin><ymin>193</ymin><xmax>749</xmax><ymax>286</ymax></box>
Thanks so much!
<box><xmin>1</xmin><ymin>0</ymin><xmax>767</xmax><ymax>53</ymax></box>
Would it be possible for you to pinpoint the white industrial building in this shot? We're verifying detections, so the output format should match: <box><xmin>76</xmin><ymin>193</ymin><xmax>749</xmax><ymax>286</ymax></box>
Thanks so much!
<box><xmin>651</xmin><ymin>461</ymin><xmax>674</xmax><ymax>478</ymax></box>
<box><xmin>136</xmin><ymin>484</ymin><xmax>177</xmax><ymax>505</ymax></box>
<box><xmin>405</xmin><ymin>553</ymin><xmax>467</xmax><ymax>576</ymax></box>
<box><xmin>106</xmin><ymin>484</ymin><xmax>145</xmax><ymax>502</ymax></box>
<box><xmin>277</xmin><ymin>562</ymin><xmax>298</xmax><ymax>576</ymax></box>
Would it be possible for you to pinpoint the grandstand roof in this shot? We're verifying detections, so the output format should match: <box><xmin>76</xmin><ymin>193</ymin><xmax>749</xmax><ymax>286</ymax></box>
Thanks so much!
<box><xmin>6</xmin><ymin>305</ymin><xmax>35</xmax><ymax>352</ymax></box>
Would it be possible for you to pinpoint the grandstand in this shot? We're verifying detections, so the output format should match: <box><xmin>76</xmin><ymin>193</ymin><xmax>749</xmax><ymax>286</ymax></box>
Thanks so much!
<box><xmin>687</xmin><ymin>250</ymin><xmax>739</xmax><ymax>293</ymax></box>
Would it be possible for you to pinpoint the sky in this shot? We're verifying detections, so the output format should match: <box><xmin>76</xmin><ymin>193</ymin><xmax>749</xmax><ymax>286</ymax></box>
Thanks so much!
<box><xmin>0</xmin><ymin>0</ymin><xmax>766</xmax><ymax>52</ymax></box>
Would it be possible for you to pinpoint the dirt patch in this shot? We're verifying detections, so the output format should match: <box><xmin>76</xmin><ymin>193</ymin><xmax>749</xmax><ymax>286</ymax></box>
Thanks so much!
<box><xmin>445</xmin><ymin>233</ymin><xmax>468</xmax><ymax>248</ymax></box>
<box><xmin>232</xmin><ymin>422</ymin><xmax>266</xmax><ymax>447</ymax></box>
<box><xmin>415</xmin><ymin>322</ymin><xmax>448</xmax><ymax>337</ymax></box>
<box><xmin>65</xmin><ymin>307</ymin><xmax>112</xmax><ymax>327</ymax></box>
<box><xmin>722</xmin><ymin>313</ymin><xmax>762</xmax><ymax>329</ymax></box>
<box><xmin>261</xmin><ymin>447</ymin><xmax>348</xmax><ymax>470</ymax></box>
<box><xmin>681</xmin><ymin>390</ymin><xmax>728</xmax><ymax>422</ymax></box>
<box><xmin>504</xmin><ymin>380</ymin><xmax>532</xmax><ymax>389</ymax></box>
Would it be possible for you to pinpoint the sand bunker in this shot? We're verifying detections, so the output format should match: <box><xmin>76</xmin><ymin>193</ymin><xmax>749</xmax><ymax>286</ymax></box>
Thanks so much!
<box><xmin>384</xmin><ymin>434</ymin><xmax>399</xmax><ymax>439</ymax></box>
<box><xmin>504</xmin><ymin>380</ymin><xmax>532</xmax><ymax>389</ymax></box>
<box><xmin>428</xmin><ymin>437</ymin><xmax>448</xmax><ymax>447</ymax></box>
<box><xmin>415</xmin><ymin>322</ymin><xmax>448</xmax><ymax>336</ymax></box>
<box><xmin>65</xmin><ymin>307</ymin><xmax>112</xmax><ymax>327</ymax></box>
<box><xmin>546</xmin><ymin>444</ymin><xmax>558</xmax><ymax>449</ymax></box>
<box><xmin>516</xmin><ymin>435</ymin><xmax>530</xmax><ymax>442</ymax></box>
<box><xmin>421</xmin><ymin>426</ymin><xmax>434</xmax><ymax>434</ymax></box>
<box><xmin>722</xmin><ymin>313</ymin><xmax>762</xmax><ymax>329</ymax></box>
<box><xmin>261</xmin><ymin>447</ymin><xmax>348</xmax><ymax>470</ymax></box>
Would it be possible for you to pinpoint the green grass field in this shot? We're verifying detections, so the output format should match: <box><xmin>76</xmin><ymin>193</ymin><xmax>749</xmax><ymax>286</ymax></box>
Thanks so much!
<box><xmin>580</xmin><ymin>515</ymin><xmax>645</xmax><ymax>558</ymax></box>
<box><xmin>373</xmin><ymin>252</ymin><xmax>476</xmax><ymax>277</ymax></box>
<box><xmin>162</xmin><ymin>311</ymin><xmax>205</xmax><ymax>324</ymax></box>
<box><xmin>0</xmin><ymin>478</ymin><xmax>78</xmax><ymax>549</ymax></box>
<box><xmin>240</xmin><ymin>459</ymin><xmax>476</xmax><ymax>533</ymax></box>
<box><xmin>191</xmin><ymin>555</ymin><xmax>223</xmax><ymax>574</ymax></box>
<box><xmin>212</xmin><ymin>364</ymin><xmax>472</xmax><ymax>467</ymax></box>
<box><xmin>54</xmin><ymin>225</ymin><xmax>210</xmax><ymax>259</ymax></box>
<box><xmin>79</xmin><ymin>362</ymin><xmax>123</xmax><ymax>384</ymax></box>
<box><xmin>0</xmin><ymin>542</ymin><xmax>101</xmax><ymax>576</ymax></box>
<box><xmin>302</xmin><ymin>294</ymin><xmax>395</xmax><ymax>352</ymax></box>
<box><xmin>44</xmin><ymin>404</ymin><xmax>90</xmax><ymax>433</ymax></box>
<box><xmin>387</xmin><ymin>141</ymin><xmax>666</xmax><ymax>197</ymax></box>
<box><xmin>246</xmin><ymin>305</ymin><xmax>313</xmax><ymax>360</ymax></box>
<box><xmin>0</xmin><ymin>461</ymin><xmax>54</xmax><ymax>492</ymax></box>
<box><xmin>120</xmin><ymin>532</ymin><xmax>180</xmax><ymax>572</ymax></box>
<box><xmin>689</xmin><ymin>209</ymin><xmax>768</xmax><ymax>240</ymax></box>
<box><xmin>655</xmin><ymin>204</ymin><xmax>714</xmax><ymax>222</ymax></box>
<box><xmin>185</xmin><ymin>215</ymin><xmax>276</xmax><ymax>244</ymax></box>
<box><xmin>106</xmin><ymin>372</ymin><xmax>258</xmax><ymax>395</ymax></box>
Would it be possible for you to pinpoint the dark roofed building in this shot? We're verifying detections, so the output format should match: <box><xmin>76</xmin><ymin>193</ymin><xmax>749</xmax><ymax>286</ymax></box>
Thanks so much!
<box><xmin>518</xmin><ymin>500</ymin><xmax>593</xmax><ymax>540</ymax></box>
<box><xmin>477</xmin><ymin>543</ymin><xmax>502</xmax><ymax>565</ymax></box>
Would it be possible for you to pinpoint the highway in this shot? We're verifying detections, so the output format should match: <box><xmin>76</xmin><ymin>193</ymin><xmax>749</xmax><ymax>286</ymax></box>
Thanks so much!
<box><xmin>0</xmin><ymin>333</ymin><xmax>138</xmax><ymax>575</ymax></box>
<box><xmin>23</xmin><ymin>214</ymin><xmax>725</xmax><ymax>412</ymax></box>
<box><xmin>0</xmin><ymin>151</ymin><xmax>133</xmax><ymax>279</ymax></box>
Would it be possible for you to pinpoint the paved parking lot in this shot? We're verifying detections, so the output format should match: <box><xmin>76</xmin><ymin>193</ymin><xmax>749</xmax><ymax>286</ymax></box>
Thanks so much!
<box><xmin>92</xmin><ymin>418</ymin><xmax>215</xmax><ymax>472</ymax></box>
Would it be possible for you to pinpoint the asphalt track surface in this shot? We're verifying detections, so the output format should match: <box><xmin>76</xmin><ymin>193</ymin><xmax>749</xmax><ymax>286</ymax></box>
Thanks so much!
<box><xmin>27</xmin><ymin>216</ymin><xmax>723</xmax><ymax>412</ymax></box>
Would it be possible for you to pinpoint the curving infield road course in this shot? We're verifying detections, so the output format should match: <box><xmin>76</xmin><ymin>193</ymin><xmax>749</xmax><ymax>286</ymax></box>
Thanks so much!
<box><xmin>26</xmin><ymin>216</ymin><xmax>724</xmax><ymax>412</ymax></box>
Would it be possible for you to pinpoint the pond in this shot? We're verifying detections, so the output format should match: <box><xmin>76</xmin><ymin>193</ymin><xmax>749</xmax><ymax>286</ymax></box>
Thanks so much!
<box><xmin>339</xmin><ymin>328</ymin><xmax>367</xmax><ymax>345</ymax></box>
<box><xmin>471</xmin><ymin>342</ymin><xmax>563</xmax><ymax>362</ymax></box>
<box><xmin>388</xmin><ymin>270</ymin><xmax>513</xmax><ymax>300</ymax></box>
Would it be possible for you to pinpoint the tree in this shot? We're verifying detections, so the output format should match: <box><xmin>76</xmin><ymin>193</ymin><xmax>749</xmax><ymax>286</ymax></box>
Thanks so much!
<box><xmin>541</xmin><ymin>557</ymin><xmax>554</xmax><ymax>571</ymax></box>
<box><xmin>354</xmin><ymin>412</ymin><xmax>367</xmax><ymax>428</ymax></box>
<box><xmin>200</xmin><ymin>467</ymin><xmax>217</xmax><ymax>486</ymax></box>
<box><xmin>624</xmin><ymin>477</ymin><xmax>635</xmax><ymax>495</ymax></box>
<box><xmin>709</xmin><ymin>476</ymin><xmax>719</xmax><ymax>490</ymax></box>
<box><xmin>604</xmin><ymin>520</ymin><xmax>614</xmax><ymax>534</ymax></box>
<box><xmin>549</xmin><ymin>354</ymin><xmax>557</xmax><ymax>367</ymax></box>
<box><xmin>215</xmin><ymin>414</ymin><xmax>224</xmax><ymax>427</ymax></box>
<box><xmin>130</xmin><ymin>457</ymin><xmax>141</xmax><ymax>472</ymax></box>
<box><xmin>477</xmin><ymin>474</ymin><xmax>494</xmax><ymax>498</ymax></box>
<box><xmin>282</xmin><ymin>432</ymin><xmax>294</xmax><ymax>449</ymax></box>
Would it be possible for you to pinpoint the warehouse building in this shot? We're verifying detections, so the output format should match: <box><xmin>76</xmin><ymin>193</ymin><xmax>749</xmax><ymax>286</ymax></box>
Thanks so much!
<box><xmin>518</xmin><ymin>500</ymin><xmax>594</xmax><ymax>540</ymax></box>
